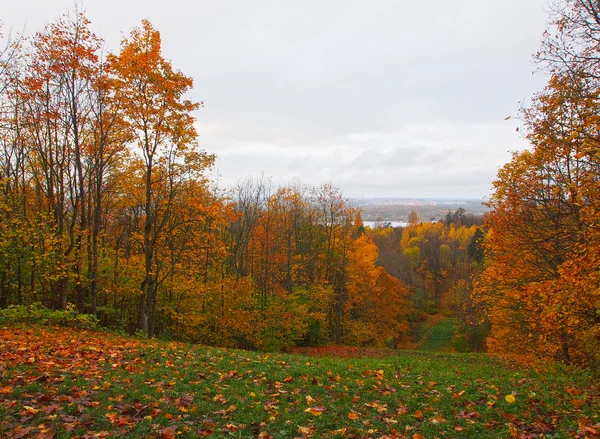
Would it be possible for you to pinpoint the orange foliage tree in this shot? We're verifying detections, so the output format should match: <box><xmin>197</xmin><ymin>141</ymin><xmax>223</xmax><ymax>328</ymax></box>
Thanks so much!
<box><xmin>476</xmin><ymin>73</ymin><xmax>600</xmax><ymax>364</ymax></box>
<box><xmin>474</xmin><ymin>0</ymin><xmax>600</xmax><ymax>367</ymax></box>
<box><xmin>108</xmin><ymin>20</ymin><xmax>214</xmax><ymax>336</ymax></box>
<box><xmin>0</xmin><ymin>13</ymin><xmax>413</xmax><ymax>351</ymax></box>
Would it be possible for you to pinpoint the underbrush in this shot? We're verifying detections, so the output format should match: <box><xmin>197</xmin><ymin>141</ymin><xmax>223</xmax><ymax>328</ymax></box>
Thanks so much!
<box><xmin>0</xmin><ymin>303</ymin><xmax>98</xmax><ymax>329</ymax></box>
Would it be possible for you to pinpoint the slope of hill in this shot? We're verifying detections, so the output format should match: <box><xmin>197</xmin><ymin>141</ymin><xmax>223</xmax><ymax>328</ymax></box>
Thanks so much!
<box><xmin>0</xmin><ymin>325</ymin><xmax>598</xmax><ymax>438</ymax></box>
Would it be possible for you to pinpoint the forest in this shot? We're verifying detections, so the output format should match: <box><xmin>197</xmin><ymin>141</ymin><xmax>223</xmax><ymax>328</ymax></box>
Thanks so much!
<box><xmin>0</xmin><ymin>0</ymin><xmax>599</xmax><ymax>372</ymax></box>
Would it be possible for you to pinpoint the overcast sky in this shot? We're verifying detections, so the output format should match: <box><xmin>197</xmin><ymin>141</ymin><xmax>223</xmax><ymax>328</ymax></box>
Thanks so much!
<box><xmin>2</xmin><ymin>0</ymin><xmax>551</xmax><ymax>199</ymax></box>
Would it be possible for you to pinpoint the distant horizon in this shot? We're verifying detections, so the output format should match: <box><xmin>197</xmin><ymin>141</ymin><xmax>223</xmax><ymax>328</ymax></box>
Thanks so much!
<box><xmin>347</xmin><ymin>195</ymin><xmax>487</xmax><ymax>201</ymax></box>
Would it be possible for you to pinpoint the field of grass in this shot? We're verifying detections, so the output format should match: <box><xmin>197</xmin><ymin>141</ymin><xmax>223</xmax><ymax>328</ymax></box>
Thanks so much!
<box><xmin>1</xmin><ymin>325</ymin><xmax>599</xmax><ymax>438</ymax></box>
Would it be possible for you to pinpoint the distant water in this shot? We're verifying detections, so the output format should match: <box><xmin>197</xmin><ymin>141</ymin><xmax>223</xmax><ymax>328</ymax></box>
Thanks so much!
<box><xmin>363</xmin><ymin>221</ymin><xmax>408</xmax><ymax>228</ymax></box>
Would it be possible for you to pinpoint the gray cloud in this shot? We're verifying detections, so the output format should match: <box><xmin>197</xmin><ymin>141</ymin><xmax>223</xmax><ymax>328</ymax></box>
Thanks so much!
<box><xmin>3</xmin><ymin>0</ymin><xmax>551</xmax><ymax>198</ymax></box>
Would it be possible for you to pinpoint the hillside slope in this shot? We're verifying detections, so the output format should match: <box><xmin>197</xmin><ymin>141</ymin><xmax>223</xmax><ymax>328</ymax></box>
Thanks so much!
<box><xmin>0</xmin><ymin>325</ymin><xmax>598</xmax><ymax>438</ymax></box>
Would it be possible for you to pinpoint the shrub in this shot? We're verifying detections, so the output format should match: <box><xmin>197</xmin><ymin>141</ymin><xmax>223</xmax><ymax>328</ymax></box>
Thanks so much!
<box><xmin>0</xmin><ymin>303</ymin><xmax>98</xmax><ymax>329</ymax></box>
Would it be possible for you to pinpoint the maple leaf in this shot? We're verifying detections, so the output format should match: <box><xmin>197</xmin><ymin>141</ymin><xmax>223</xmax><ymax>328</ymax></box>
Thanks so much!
<box><xmin>158</xmin><ymin>426</ymin><xmax>177</xmax><ymax>439</ymax></box>
<box><xmin>0</xmin><ymin>386</ymin><xmax>13</xmax><ymax>394</ymax></box>
<box><xmin>298</xmin><ymin>425</ymin><xmax>314</xmax><ymax>436</ymax></box>
<box><xmin>304</xmin><ymin>406</ymin><xmax>326</xmax><ymax>416</ymax></box>
<box><xmin>364</xmin><ymin>401</ymin><xmax>387</xmax><ymax>413</ymax></box>
<box><xmin>223</xmin><ymin>423</ymin><xmax>237</xmax><ymax>433</ymax></box>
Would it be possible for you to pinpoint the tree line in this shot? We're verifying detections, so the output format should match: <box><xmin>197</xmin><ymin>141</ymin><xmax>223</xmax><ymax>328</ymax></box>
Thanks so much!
<box><xmin>3</xmin><ymin>1</ymin><xmax>599</xmax><ymax>369</ymax></box>
<box><xmin>0</xmin><ymin>14</ymin><xmax>414</xmax><ymax>350</ymax></box>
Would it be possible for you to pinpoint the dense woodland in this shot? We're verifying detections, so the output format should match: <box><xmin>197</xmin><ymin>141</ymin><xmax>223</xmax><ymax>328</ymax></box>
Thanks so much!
<box><xmin>1</xmin><ymin>0</ymin><xmax>599</xmax><ymax>369</ymax></box>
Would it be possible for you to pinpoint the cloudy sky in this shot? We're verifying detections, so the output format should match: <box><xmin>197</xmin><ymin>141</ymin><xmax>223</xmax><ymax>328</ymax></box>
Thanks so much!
<box><xmin>3</xmin><ymin>0</ymin><xmax>551</xmax><ymax>199</ymax></box>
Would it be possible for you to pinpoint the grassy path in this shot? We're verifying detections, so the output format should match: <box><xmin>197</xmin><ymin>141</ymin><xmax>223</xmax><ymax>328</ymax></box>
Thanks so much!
<box><xmin>417</xmin><ymin>316</ymin><xmax>457</xmax><ymax>352</ymax></box>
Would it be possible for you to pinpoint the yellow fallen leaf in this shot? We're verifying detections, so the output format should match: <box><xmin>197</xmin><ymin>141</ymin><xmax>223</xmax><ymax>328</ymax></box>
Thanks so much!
<box><xmin>505</xmin><ymin>394</ymin><xmax>516</xmax><ymax>403</ymax></box>
<box><xmin>304</xmin><ymin>406</ymin><xmax>326</xmax><ymax>416</ymax></box>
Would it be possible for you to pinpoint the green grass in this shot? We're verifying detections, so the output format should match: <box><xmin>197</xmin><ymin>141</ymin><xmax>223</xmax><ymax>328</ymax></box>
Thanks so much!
<box><xmin>418</xmin><ymin>317</ymin><xmax>457</xmax><ymax>352</ymax></box>
<box><xmin>0</xmin><ymin>325</ymin><xmax>598</xmax><ymax>438</ymax></box>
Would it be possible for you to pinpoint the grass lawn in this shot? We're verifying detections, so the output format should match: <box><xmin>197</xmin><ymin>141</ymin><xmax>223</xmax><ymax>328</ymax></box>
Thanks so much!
<box><xmin>0</xmin><ymin>325</ymin><xmax>598</xmax><ymax>438</ymax></box>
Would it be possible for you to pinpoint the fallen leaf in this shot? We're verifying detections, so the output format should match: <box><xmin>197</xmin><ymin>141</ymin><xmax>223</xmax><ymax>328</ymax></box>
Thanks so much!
<box><xmin>304</xmin><ymin>406</ymin><xmax>326</xmax><ymax>416</ymax></box>
<box><xmin>348</xmin><ymin>411</ymin><xmax>360</xmax><ymax>420</ymax></box>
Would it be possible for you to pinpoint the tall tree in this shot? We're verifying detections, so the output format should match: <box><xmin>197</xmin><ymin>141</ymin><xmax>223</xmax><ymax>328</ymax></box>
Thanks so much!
<box><xmin>109</xmin><ymin>20</ymin><xmax>212</xmax><ymax>336</ymax></box>
<box><xmin>475</xmin><ymin>73</ymin><xmax>599</xmax><ymax>362</ymax></box>
<box><xmin>21</xmin><ymin>13</ymin><xmax>102</xmax><ymax>310</ymax></box>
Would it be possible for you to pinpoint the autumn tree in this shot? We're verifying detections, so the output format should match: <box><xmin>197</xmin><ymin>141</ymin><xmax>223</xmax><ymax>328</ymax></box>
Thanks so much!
<box><xmin>109</xmin><ymin>20</ymin><xmax>213</xmax><ymax>336</ymax></box>
<box><xmin>344</xmin><ymin>234</ymin><xmax>410</xmax><ymax>346</ymax></box>
<box><xmin>0</xmin><ymin>14</ymin><xmax>414</xmax><ymax>352</ymax></box>
<box><xmin>538</xmin><ymin>0</ymin><xmax>600</xmax><ymax>81</ymax></box>
<box><xmin>312</xmin><ymin>184</ymin><xmax>356</xmax><ymax>343</ymax></box>
<box><xmin>475</xmin><ymin>72</ymin><xmax>600</xmax><ymax>363</ymax></box>
<box><xmin>226</xmin><ymin>176</ymin><xmax>270</xmax><ymax>279</ymax></box>
<box><xmin>407</xmin><ymin>210</ymin><xmax>419</xmax><ymax>227</ymax></box>
<box><xmin>10</xmin><ymin>13</ymin><xmax>104</xmax><ymax>310</ymax></box>
<box><xmin>365</xmin><ymin>216</ymin><xmax>486</xmax><ymax>350</ymax></box>
<box><xmin>474</xmin><ymin>0</ymin><xmax>600</xmax><ymax>365</ymax></box>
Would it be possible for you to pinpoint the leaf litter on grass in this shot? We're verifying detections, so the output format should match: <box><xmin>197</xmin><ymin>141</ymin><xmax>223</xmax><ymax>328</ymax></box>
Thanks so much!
<box><xmin>0</xmin><ymin>325</ymin><xmax>599</xmax><ymax>438</ymax></box>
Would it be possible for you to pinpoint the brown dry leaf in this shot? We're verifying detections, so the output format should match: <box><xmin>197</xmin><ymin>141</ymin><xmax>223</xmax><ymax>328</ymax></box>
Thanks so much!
<box><xmin>159</xmin><ymin>426</ymin><xmax>177</xmax><ymax>439</ymax></box>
